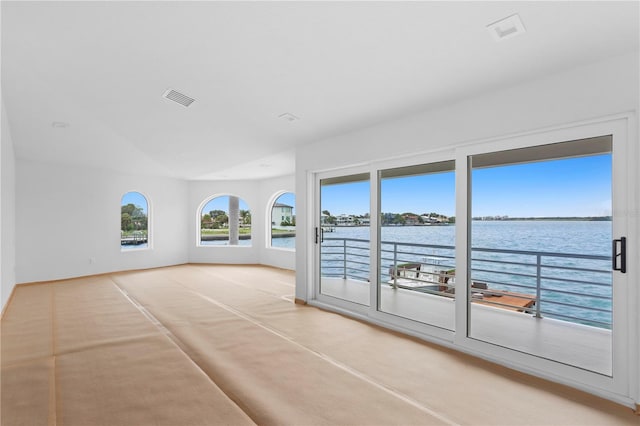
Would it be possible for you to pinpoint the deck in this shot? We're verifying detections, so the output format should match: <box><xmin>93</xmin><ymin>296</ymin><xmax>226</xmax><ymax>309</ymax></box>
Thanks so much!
<box><xmin>121</xmin><ymin>236</ymin><xmax>148</xmax><ymax>245</ymax></box>
<box><xmin>320</xmin><ymin>277</ymin><xmax>611</xmax><ymax>376</ymax></box>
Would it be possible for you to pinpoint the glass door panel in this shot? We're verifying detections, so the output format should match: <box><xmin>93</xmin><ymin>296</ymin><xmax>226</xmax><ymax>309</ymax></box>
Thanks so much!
<box><xmin>468</xmin><ymin>136</ymin><xmax>614</xmax><ymax>375</ymax></box>
<box><xmin>378</xmin><ymin>161</ymin><xmax>456</xmax><ymax>330</ymax></box>
<box><xmin>319</xmin><ymin>174</ymin><xmax>370</xmax><ymax>306</ymax></box>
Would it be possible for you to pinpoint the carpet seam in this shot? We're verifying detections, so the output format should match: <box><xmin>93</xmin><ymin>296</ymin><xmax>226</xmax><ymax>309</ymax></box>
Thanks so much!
<box><xmin>108</xmin><ymin>276</ymin><xmax>260</xmax><ymax>425</ymax></box>
<box><xmin>181</xmin><ymin>285</ymin><xmax>460</xmax><ymax>426</ymax></box>
<box><xmin>144</xmin><ymin>267</ymin><xmax>460</xmax><ymax>425</ymax></box>
<box><xmin>49</xmin><ymin>284</ymin><xmax>58</xmax><ymax>426</ymax></box>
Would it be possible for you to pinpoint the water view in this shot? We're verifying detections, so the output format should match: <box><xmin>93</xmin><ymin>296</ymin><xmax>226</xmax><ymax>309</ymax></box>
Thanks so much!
<box><xmin>271</xmin><ymin>233</ymin><xmax>296</xmax><ymax>249</ymax></box>
<box><xmin>199</xmin><ymin>232</ymin><xmax>295</xmax><ymax>248</ymax></box>
<box><xmin>320</xmin><ymin>220</ymin><xmax>612</xmax><ymax>329</ymax></box>
<box><xmin>317</xmin><ymin>144</ymin><xmax>614</xmax><ymax>374</ymax></box>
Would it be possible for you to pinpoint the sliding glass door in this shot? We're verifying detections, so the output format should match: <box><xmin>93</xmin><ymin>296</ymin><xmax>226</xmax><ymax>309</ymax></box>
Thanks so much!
<box><xmin>378</xmin><ymin>161</ymin><xmax>456</xmax><ymax>330</ymax></box>
<box><xmin>467</xmin><ymin>136</ymin><xmax>617</xmax><ymax>376</ymax></box>
<box><xmin>318</xmin><ymin>173</ymin><xmax>370</xmax><ymax>306</ymax></box>
<box><xmin>311</xmin><ymin>119</ymin><xmax>629</xmax><ymax>398</ymax></box>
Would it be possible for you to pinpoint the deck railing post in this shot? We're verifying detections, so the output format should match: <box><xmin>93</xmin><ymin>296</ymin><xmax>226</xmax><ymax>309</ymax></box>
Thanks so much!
<box><xmin>535</xmin><ymin>254</ymin><xmax>542</xmax><ymax>318</ymax></box>
<box><xmin>393</xmin><ymin>243</ymin><xmax>398</xmax><ymax>288</ymax></box>
<box><xmin>343</xmin><ymin>239</ymin><xmax>347</xmax><ymax>279</ymax></box>
<box><xmin>326</xmin><ymin>237</ymin><xmax>609</xmax><ymax>327</ymax></box>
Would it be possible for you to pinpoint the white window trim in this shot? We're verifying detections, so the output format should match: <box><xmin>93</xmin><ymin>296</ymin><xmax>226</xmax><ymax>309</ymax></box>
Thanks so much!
<box><xmin>266</xmin><ymin>190</ymin><xmax>296</xmax><ymax>251</ymax></box>
<box><xmin>196</xmin><ymin>193</ymin><xmax>253</xmax><ymax>248</ymax></box>
<box><xmin>120</xmin><ymin>191</ymin><xmax>152</xmax><ymax>252</ymax></box>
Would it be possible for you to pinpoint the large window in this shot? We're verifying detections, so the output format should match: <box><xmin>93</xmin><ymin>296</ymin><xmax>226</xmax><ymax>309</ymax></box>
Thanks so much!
<box><xmin>270</xmin><ymin>192</ymin><xmax>295</xmax><ymax>250</ymax></box>
<box><xmin>121</xmin><ymin>191</ymin><xmax>149</xmax><ymax>250</ymax></box>
<box><xmin>200</xmin><ymin>195</ymin><xmax>252</xmax><ymax>246</ymax></box>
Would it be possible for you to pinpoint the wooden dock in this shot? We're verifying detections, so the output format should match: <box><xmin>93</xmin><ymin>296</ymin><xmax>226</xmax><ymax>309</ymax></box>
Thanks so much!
<box><xmin>474</xmin><ymin>290</ymin><xmax>536</xmax><ymax>312</ymax></box>
<box><xmin>121</xmin><ymin>236</ymin><xmax>148</xmax><ymax>246</ymax></box>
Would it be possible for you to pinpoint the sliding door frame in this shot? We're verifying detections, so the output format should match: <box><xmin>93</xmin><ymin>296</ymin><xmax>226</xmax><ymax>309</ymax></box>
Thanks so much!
<box><xmin>307</xmin><ymin>114</ymin><xmax>636</xmax><ymax>406</ymax></box>
<box><xmin>368</xmin><ymin>149</ymin><xmax>458</xmax><ymax>342</ymax></box>
<box><xmin>453</xmin><ymin>115</ymin><xmax>632</xmax><ymax>398</ymax></box>
<box><xmin>313</xmin><ymin>164</ymin><xmax>373</xmax><ymax>316</ymax></box>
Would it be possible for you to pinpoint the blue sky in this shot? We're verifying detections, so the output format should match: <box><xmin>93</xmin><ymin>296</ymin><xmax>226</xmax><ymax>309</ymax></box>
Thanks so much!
<box><xmin>202</xmin><ymin>196</ymin><xmax>251</xmax><ymax>215</ymax></box>
<box><xmin>322</xmin><ymin>181</ymin><xmax>371</xmax><ymax>217</ymax></box>
<box><xmin>382</xmin><ymin>172</ymin><xmax>455</xmax><ymax>216</ymax></box>
<box><xmin>199</xmin><ymin>193</ymin><xmax>296</xmax><ymax>216</ymax></box>
<box><xmin>121</xmin><ymin>191</ymin><xmax>148</xmax><ymax>214</ymax></box>
<box><xmin>320</xmin><ymin>154</ymin><xmax>611</xmax><ymax>217</ymax></box>
<box><xmin>473</xmin><ymin>154</ymin><xmax>611</xmax><ymax>217</ymax></box>
<box><xmin>274</xmin><ymin>192</ymin><xmax>295</xmax><ymax>212</ymax></box>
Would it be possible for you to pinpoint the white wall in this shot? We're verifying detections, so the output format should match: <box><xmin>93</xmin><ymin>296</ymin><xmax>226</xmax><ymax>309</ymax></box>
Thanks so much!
<box><xmin>187</xmin><ymin>174</ymin><xmax>295</xmax><ymax>270</ymax></box>
<box><xmin>1</xmin><ymin>98</ymin><xmax>17</xmax><ymax>310</ymax></box>
<box><xmin>15</xmin><ymin>161</ymin><xmax>189</xmax><ymax>283</ymax></box>
<box><xmin>12</xmin><ymin>162</ymin><xmax>296</xmax><ymax>284</ymax></box>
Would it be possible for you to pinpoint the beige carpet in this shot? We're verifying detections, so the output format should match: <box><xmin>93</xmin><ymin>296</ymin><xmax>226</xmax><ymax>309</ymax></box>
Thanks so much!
<box><xmin>1</xmin><ymin>274</ymin><xmax>254</xmax><ymax>426</ymax></box>
<box><xmin>2</xmin><ymin>264</ymin><xmax>637</xmax><ymax>425</ymax></box>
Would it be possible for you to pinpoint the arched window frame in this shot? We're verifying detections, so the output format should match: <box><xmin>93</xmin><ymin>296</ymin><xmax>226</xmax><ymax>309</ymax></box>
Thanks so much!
<box><xmin>120</xmin><ymin>191</ymin><xmax>151</xmax><ymax>251</ymax></box>
<box><xmin>266</xmin><ymin>190</ymin><xmax>295</xmax><ymax>251</ymax></box>
<box><xmin>197</xmin><ymin>193</ymin><xmax>253</xmax><ymax>247</ymax></box>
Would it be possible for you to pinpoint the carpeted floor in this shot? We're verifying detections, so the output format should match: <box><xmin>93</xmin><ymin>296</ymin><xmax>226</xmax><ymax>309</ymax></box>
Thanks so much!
<box><xmin>1</xmin><ymin>264</ymin><xmax>637</xmax><ymax>425</ymax></box>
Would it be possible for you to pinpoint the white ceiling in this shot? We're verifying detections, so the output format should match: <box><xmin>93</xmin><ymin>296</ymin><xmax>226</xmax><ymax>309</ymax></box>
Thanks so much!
<box><xmin>2</xmin><ymin>1</ymin><xmax>638</xmax><ymax>180</ymax></box>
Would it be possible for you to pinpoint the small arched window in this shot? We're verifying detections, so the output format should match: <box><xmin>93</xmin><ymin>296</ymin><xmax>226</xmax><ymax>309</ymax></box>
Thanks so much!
<box><xmin>200</xmin><ymin>195</ymin><xmax>252</xmax><ymax>246</ymax></box>
<box><xmin>270</xmin><ymin>192</ymin><xmax>295</xmax><ymax>250</ymax></box>
<box><xmin>121</xmin><ymin>191</ymin><xmax>149</xmax><ymax>250</ymax></box>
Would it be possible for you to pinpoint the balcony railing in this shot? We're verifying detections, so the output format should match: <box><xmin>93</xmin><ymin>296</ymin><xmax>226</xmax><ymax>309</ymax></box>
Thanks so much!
<box><xmin>321</xmin><ymin>237</ymin><xmax>612</xmax><ymax>329</ymax></box>
<box><xmin>321</xmin><ymin>237</ymin><xmax>370</xmax><ymax>282</ymax></box>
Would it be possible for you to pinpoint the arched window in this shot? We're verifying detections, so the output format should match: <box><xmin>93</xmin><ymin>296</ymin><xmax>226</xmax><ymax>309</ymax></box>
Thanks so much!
<box><xmin>269</xmin><ymin>192</ymin><xmax>295</xmax><ymax>250</ymax></box>
<box><xmin>200</xmin><ymin>195</ymin><xmax>252</xmax><ymax>246</ymax></box>
<box><xmin>121</xmin><ymin>191</ymin><xmax>149</xmax><ymax>250</ymax></box>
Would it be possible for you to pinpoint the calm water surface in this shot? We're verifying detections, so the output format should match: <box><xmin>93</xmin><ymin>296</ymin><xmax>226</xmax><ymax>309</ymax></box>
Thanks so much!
<box><xmin>321</xmin><ymin>221</ymin><xmax>613</xmax><ymax>328</ymax></box>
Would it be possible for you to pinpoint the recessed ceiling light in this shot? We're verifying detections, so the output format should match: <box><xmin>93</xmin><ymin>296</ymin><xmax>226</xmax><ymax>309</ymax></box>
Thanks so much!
<box><xmin>487</xmin><ymin>13</ymin><xmax>526</xmax><ymax>42</ymax></box>
<box><xmin>162</xmin><ymin>89</ymin><xmax>195</xmax><ymax>107</ymax></box>
<box><xmin>278</xmin><ymin>113</ymin><xmax>299</xmax><ymax>122</ymax></box>
<box><xmin>51</xmin><ymin>121</ymin><xmax>69</xmax><ymax>128</ymax></box>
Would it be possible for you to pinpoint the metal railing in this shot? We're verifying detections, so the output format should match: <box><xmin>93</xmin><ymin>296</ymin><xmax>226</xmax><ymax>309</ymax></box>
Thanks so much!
<box><xmin>321</xmin><ymin>237</ymin><xmax>370</xmax><ymax>282</ymax></box>
<box><xmin>471</xmin><ymin>247</ymin><xmax>612</xmax><ymax>328</ymax></box>
<box><xmin>121</xmin><ymin>233</ymin><xmax>148</xmax><ymax>246</ymax></box>
<box><xmin>321</xmin><ymin>237</ymin><xmax>613</xmax><ymax>329</ymax></box>
<box><xmin>380</xmin><ymin>241</ymin><xmax>456</xmax><ymax>291</ymax></box>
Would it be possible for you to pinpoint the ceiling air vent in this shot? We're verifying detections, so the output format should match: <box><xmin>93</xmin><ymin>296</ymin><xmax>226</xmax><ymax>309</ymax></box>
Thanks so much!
<box><xmin>487</xmin><ymin>14</ymin><xmax>526</xmax><ymax>41</ymax></box>
<box><xmin>278</xmin><ymin>113</ymin><xmax>300</xmax><ymax>122</ymax></box>
<box><xmin>162</xmin><ymin>89</ymin><xmax>195</xmax><ymax>107</ymax></box>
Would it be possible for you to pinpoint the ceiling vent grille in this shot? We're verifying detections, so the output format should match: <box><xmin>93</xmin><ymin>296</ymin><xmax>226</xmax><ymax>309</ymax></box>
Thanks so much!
<box><xmin>278</xmin><ymin>112</ymin><xmax>300</xmax><ymax>122</ymax></box>
<box><xmin>487</xmin><ymin>14</ymin><xmax>526</xmax><ymax>41</ymax></box>
<box><xmin>162</xmin><ymin>89</ymin><xmax>195</xmax><ymax>107</ymax></box>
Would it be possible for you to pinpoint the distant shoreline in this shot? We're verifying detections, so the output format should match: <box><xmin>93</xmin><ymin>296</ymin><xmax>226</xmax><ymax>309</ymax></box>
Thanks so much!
<box><xmin>473</xmin><ymin>216</ymin><xmax>611</xmax><ymax>222</ymax></box>
<box><xmin>324</xmin><ymin>217</ymin><xmax>611</xmax><ymax>228</ymax></box>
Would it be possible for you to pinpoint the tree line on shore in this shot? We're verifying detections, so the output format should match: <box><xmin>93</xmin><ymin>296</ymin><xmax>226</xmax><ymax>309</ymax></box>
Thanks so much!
<box><xmin>322</xmin><ymin>210</ymin><xmax>455</xmax><ymax>225</ymax></box>
<box><xmin>201</xmin><ymin>209</ymin><xmax>252</xmax><ymax>229</ymax></box>
<box><xmin>121</xmin><ymin>204</ymin><xmax>147</xmax><ymax>233</ymax></box>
